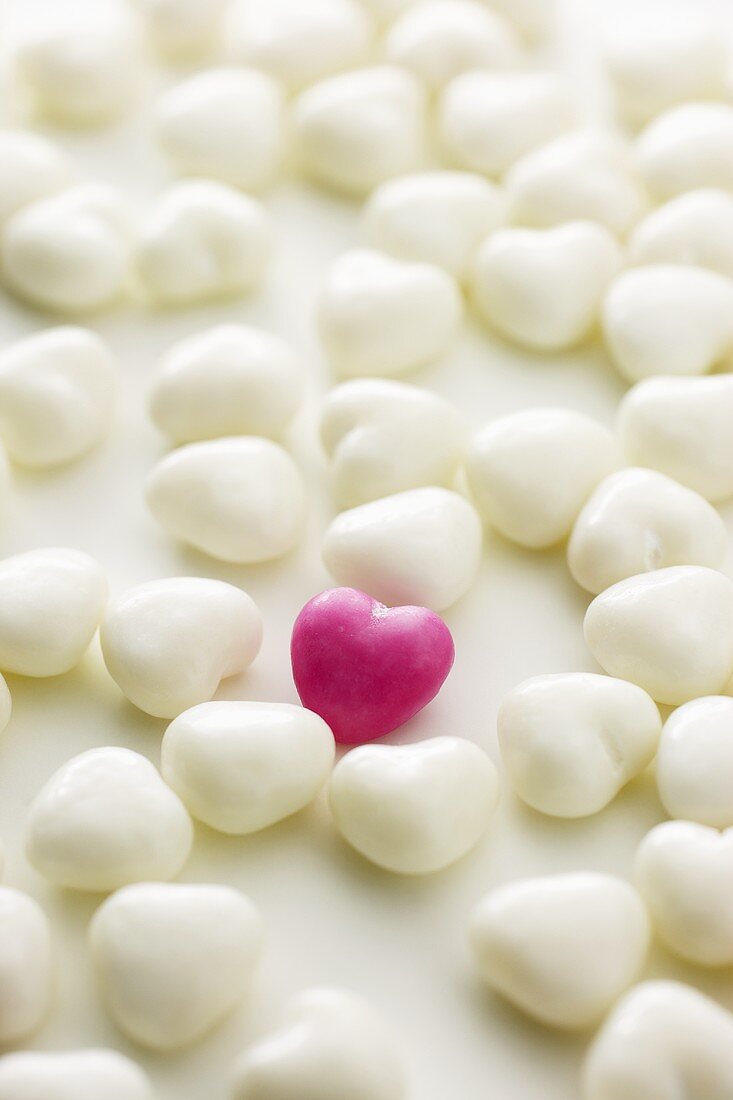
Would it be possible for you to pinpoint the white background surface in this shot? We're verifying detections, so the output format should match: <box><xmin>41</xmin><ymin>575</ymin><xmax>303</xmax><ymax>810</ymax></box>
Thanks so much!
<box><xmin>0</xmin><ymin>0</ymin><xmax>733</xmax><ymax>1097</ymax></box>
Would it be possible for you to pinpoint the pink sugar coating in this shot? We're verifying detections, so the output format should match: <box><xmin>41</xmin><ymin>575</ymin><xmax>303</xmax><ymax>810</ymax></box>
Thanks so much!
<box><xmin>290</xmin><ymin>587</ymin><xmax>455</xmax><ymax>745</ymax></box>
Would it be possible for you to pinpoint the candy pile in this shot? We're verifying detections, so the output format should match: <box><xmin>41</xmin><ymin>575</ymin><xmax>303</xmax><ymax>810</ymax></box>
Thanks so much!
<box><xmin>0</xmin><ymin>0</ymin><xmax>732</xmax><ymax>1097</ymax></box>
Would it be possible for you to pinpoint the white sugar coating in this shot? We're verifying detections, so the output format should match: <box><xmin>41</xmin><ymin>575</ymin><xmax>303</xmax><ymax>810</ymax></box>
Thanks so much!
<box><xmin>567</xmin><ymin>467</ymin><xmax>727</xmax><ymax>595</ymax></box>
<box><xmin>231</xmin><ymin>987</ymin><xmax>406</xmax><ymax>1100</ymax></box>
<box><xmin>15</xmin><ymin>25</ymin><xmax>140</xmax><ymax>126</ymax></box>
<box><xmin>0</xmin><ymin>888</ymin><xmax>53</xmax><ymax>1044</ymax></box>
<box><xmin>582</xmin><ymin>981</ymin><xmax>733</xmax><ymax>1100</ymax></box>
<box><xmin>145</xmin><ymin>437</ymin><xmax>306</xmax><ymax>563</ymax></box>
<box><xmin>506</xmin><ymin>130</ymin><xmax>649</xmax><ymax>238</ymax></box>
<box><xmin>0</xmin><ymin>327</ymin><xmax>115</xmax><ymax>469</ymax></box>
<box><xmin>0</xmin><ymin>130</ymin><xmax>72</xmax><ymax>223</ymax></box>
<box><xmin>385</xmin><ymin>1</ymin><xmax>521</xmax><ymax>93</ymax></box>
<box><xmin>136</xmin><ymin>0</ymin><xmax>229</xmax><ymax>60</ymax></box>
<box><xmin>320</xmin><ymin>378</ymin><xmax>465</xmax><ymax>508</ymax></box>
<box><xmin>584</xmin><ymin>566</ymin><xmax>733</xmax><ymax>706</ymax></box>
<box><xmin>150</xmin><ymin>324</ymin><xmax>303</xmax><ymax>445</ymax></box>
<box><xmin>629</xmin><ymin>189</ymin><xmax>733</xmax><ymax>278</ymax></box>
<box><xmin>100</xmin><ymin>577</ymin><xmax>262</xmax><ymax>719</ymax></box>
<box><xmin>329</xmin><ymin>737</ymin><xmax>499</xmax><ymax>875</ymax></box>
<box><xmin>603</xmin><ymin>12</ymin><xmax>728</xmax><ymax>128</ymax></box>
<box><xmin>222</xmin><ymin>0</ymin><xmax>374</xmax><ymax>92</ymax></box>
<box><xmin>0</xmin><ymin>1049</ymin><xmax>152</xmax><ymax>1100</ymax></box>
<box><xmin>363</xmin><ymin>171</ymin><xmax>507</xmax><ymax>281</ymax></box>
<box><xmin>155</xmin><ymin>67</ymin><xmax>285</xmax><ymax>190</ymax></box>
<box><xmin>322</xmin><ymin>486</ymin><xmax>482</xmax><ymax>611</ymax></box>
<box><xmin>0</xmin><ymin>548</ymin><xmax>106</xmax><ymax>677</ymax></box>
<box><xmin>656</xmin><ymin>697</ymin><xmax>733</xmax><ymax>828</ymax></box>
<box><xmin>634</xmin><ymin>820</ymin><xmax>733</xmax><ymax>967</ymax></box>
<box><xmin>161</xmin><ymin>701</ymin><xmax>335</xmax><ymax>835</ymax></box>
<box><xmin>317</xmin><ymin>249</ymin><xmax>462</xmax><ymax>378</ymax></box>
<box><xmin>469</xmin><ymin>873</ymin><xmax>650</xmax><ymax>1030</ymax></box>
<box><xmin>635</xmin><ymin>102</ymin><xmax>733</xmax><ymax>201</ymax></box>
<box><xmin>2</xmin><ymin>184</ymin><xmax>131</xmax><ymax>314</ymax></box>
<box><xmin>25</xmin><ymin>747</ymin><xmax>193</xmax><ymax>892</ymax></box>
<box><xmin>471</xmin><ymin>221</ymin><xmax>622</xmax><ymax>351</ymax></box>
<box><xmin>465</xmin><ymin>408</ymin><xmax>621</xmax><ymax>549</ymax></box>
<box><xmin>498</xmin><ymin>673</ymin><xmax>661</xmax><ymax>818</ymax></box>
<box><xmin>135</xmin><ymin>181</ymin><xmax>272</xmax><ymax>306</ymax></box>
<box><xmin>618</xmin><ymin>375</ymin><xmax>733</xmax><ymax>503</ymax></box>
<box><xmin>293</xmin><ymin>66</ymin><xmax>427</xmax><ymax>196</ymax></box>
<box><xmin>90</xmin><ymin>882</ymin><xmax>263</xmax><ymax>1051</ymax></box>
<box><xmin>602</xmin><ymin>264</ymin><xmax>733</xmax><ymax>383</ymax></box>
<box><xmin>438</xmin><ymin>71</ymin><xmax>576</xmax><ymax>178</ymax></box>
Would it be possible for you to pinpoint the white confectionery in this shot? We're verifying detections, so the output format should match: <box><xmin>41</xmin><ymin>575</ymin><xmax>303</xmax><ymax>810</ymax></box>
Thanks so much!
<box><xmin>136</xmin><ymin>0</ymin><xmax>230</xmax><ymax>60</ymax></box>
<box><xmin>0</xmin><ymin>548</ymin><xmax>106</xmax><ymax>677</ymax></box>
<box><xmin>471</xmin><ymin>221</ymin><xmax>622</xmax><ymax>350</ymax></box>
<box><xmin>0</xmin><ymin>888</ymin><xmax>53</xmax><ymax>1044</ymax></box>
<box><xmin>320</xmin><ymin>378</ymin><xmax>465</xmax><ymax>507</ymax></box>
<box><xmin>317</xmin><ymin>250</ymin><xmax>462</xmax><ymax>377</ymax></box>
<box><xmin>322</xmin><ymin>486</ymin><xmax>482</xmax><ymax>611</ymax></box>
<box><xmin>231</xmin><ymin>988</ymin><xmax>405</xmax><ymax>1100</ymax></box>
<box><xmin>329</xmin><ymin>737</ymin><xmax>499</xmax><ymax>874</ymax></box>
<box><xmin>629</xmin><ymin>189</ymin><xmax>733</xmax><ymax>278</ymax></box>
<box><xmin>90</xmin><ymin>882</ymin><xmax>263</xmax><ymax>1051</ymax></box>
<box><xmin>567</xmin><ymin>467</ymin><xmax>727</xmax><ymax>595</ymax></box>
<box><xmin>656</xmin><ymin>697</ymin><xmax>733</xmax><ymax>828</ymax></box>
<box><xmin>0</xmin><ymin>1049</ymin><xmax>152</xmax><ymax>1100</ymax></box>
<box><xmin>487</xmin><ymin>0</ymin><xmax>556</xmax><ymax>40</ymax></box>
<box><xmin>465</xmin><ymin>408</ymin><xmax>620</xmax><ymax>548</ymax></box>
<box><xmin>145</xmin><ymin>437</ymin><xmax>306</xmax><ymax>563</ymax></box>
<box><xmin>635</xmin><ymin>103</ymin><xmax>733</xmax><ymax>200</ymax></box>
<box><xmin>584</xmin><ymin>566</ymin><xmax>733</xmax><ymax>706</ymax></box>
<box><xmin>293</xmin><ymin>66</ymin><xmax>427</xmax><ymax>196</ymax></box>
<box><xmin>469</xmin><ymin>873</ymin><xmax>649</xmax><ymax>1029</ymax></box>
<box><xmin>25</xmin><ymin>747</ymin><xmax>193</xmax><ymax>891</ymax></box>
<box><xmin>161</xmin><ymin>701</ymin><xmax>335</xmax><ymax>834</ymax></box>
<box><xmin>100</xmin><ymin>577</ymin><xmax>262</xmax><ymax>718</ymax></box>
<box><xmin>0</xmin><ymin>130</ymin><xmax>71</xmax><ymax>223</ymax></box>
<box><xmin>498</xmin><ymin>673</ymin><xmax>661</xmax><ymax>818</ymax></box>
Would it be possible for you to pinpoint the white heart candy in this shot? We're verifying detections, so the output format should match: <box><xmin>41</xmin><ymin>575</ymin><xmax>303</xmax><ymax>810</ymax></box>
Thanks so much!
<box><xmin>465</xmin><ymin>408</ymin><xmax>621</xmax><ymax>549</ymax></box>
<box><xmin>635</xmin><ymin>103</ymin><xmax>733</xmax><ymax>201</ymax></box>
<box><xmin>322</xmin><ymin>486</ymin><xmax>482</xmax><ymax>611</ymax></box>
<box><xmin>0</xmin><ymin>888</ymin><xmax>53</xmax><ymax>1044</ymax></box>
<box><xmin>2</xmin><ymin>184</ymin><xmax>131</xmax><ymax>314</ymax></box>
<box><xmin>438</xmin><ymin>70</ymin><xmax>575</xmax><ymax>177</ymax></box>
<box><xmin>138</xmin><ymin>0</ymin><xmax>230</xmax><ymax>60</ymax></box>
<box><xmin>100</xmin><ymin>577</ymin><xmax>262</xmax><ymax>718</ymax></box>
<box><xmin>583</xmin><ymin>981</ymin><xmax>733</xmax><ymax>1100</ymax></box>
<box><xmin>506</xmin><ymin>130</ymin><xmax>648</xmax><ymax>237</ymax></box>
<box><xmin>26</xmin><ymin>747</ymin><xmax>192</xmax><ymax>892</ymax></box>
<box><xmin>320</xmin><ymin>378</ymin><xmax>465</xmax><ymax>508</ymax></box>
<box><xmin>150</xmin><ymin>324</ymin><xmax>303</xmax><ymax>447</ymax></box>
<box><xmin>567</xmin><ymin>467</ymin><xmax>727</xmax><ymax>595</ymax></box>
<box><xmin>0</xmin><ymin>130</ymin><xmax>71</xmax><ymax>223</ymax></box>
<box><xmin>155</xmin><ymin>67</ymin><xmax>285</xmax><ymax>191</ymax></box>
<box><xmin>0</xmin><ymin>1049</ymin><xmax>151</xmax><ymax>1100</ymax></box>
<box><xmin>136</xmin><ymin>181</ymin><xmax>272</xmax><ymax>306</ymax></box>
<box><xmin>317</xmin><ymin>249</ymin><xmax>462</xmax><ymax>378</ymax></box>
<box><xmin>629</xmin><ymin>189</ymin><xmax>733</xmax><ymax>278</ymax></box>
<box><xmin>329</xmin><ymin>737</ymin><xmax>499</xmax><ymax>875</ymax></box>
<box><xmin>0</xmin><ymin>548</ymin><xmax>106</xmax><ymax>677</ymax></box>
<box><xmin>471</xmin><ymin>221</ymin><xmax>622</xmax><ymax>350</ymax></box>
<box><xmin>498</xmin><ymin>673</ymin><xmax>661</xmax><ymax>818</ymax></box>
<box><xmin>469</xmin><ymin>873</ymin><xmax>650</xmax><ymax>1029</ymax></box>
<box><xmin>656</xmin><ymin>697</ymin><xmax>733</xmax><ymax>828</ymax></box>
<box><xmin>222</xmin><ymin>0</ymin><xmax>374</xmax><ymax>93</ymax></box>
<box><xmin>145</xmin><ymin>437</ymin><xmax>306</xmax><ymax>564</ymax></box>
<box><xmin>618</xmin><ymin>375</ymin><xmax>733</xmax><ymax>503</ymax></box>
<box><xmin>385</xmin><ymin>0</ymin><xmax>521</xmax><ymax>92</ymax></box>
<box><xmin>584</xmin><ymin>566</ymin><xmax>733</xmax><ymax>706</ymax></box>
<box><xmin>634</xmin><ymin>820</ymin><xmax>733</xmax><ymax>967</ymax></box>
<box><xmin>0</xmin><ymin>327</ymin><xmax>115</xmax><ymax>469</ymax></box>
<box><xmin>161</xmin><ymin>701</ymin><xmax>335</xmax><ymax>835</ymax></box>
<box><xmin>602</xmin><ymin>264</ymin><xmax>733</xmax><ymax>383</ymax></box>
<box><xmin>231</xmin><ymin>988</ymin><xmax>405</xmax><ymax>1100</ymax></box>
<box><xmin>90</xmin><ymin>882</ymin><xmax>263</xmax><ymax>1051</ymax></box>
<box><xmin>293</xmin><ymin>66</ymin><xmax>427</xmax><ymax>196</ymax></box>
<box><xmin>363</xmin><ymin>171</ymin><xmax>507</xmax><ymax>282</ymax></box>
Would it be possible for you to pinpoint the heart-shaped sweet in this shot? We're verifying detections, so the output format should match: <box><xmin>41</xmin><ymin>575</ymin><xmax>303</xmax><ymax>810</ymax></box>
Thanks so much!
<box><xmin>291</xmin><ymin>587</ymin><xmax>454</xmax><ymax>744</ymax></box>
<box><xmin>629</xmin><ymin>188</ymin><xmax>733</xmax><ymax>278</ymax></box>
<box><xmin>0</xmin><ymin>1049</ymin><xmax>152</xmax><ymax>1100</ymax></box>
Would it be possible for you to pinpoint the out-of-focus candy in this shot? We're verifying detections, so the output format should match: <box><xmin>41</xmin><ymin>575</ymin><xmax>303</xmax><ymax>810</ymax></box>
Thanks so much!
<box><xmin>0</xmin><ymin>130</ymin><xmax>71</xmax><ymax>223</ymax></box>
<box><xmin>656</xmin><ymin>697</ymin><xmax>733</xmax><ymax>828</ymax></box>
<box><xmin>635</xmin><ymin>103</ymin><xmax>733</xmax><ymax>201</ymax></box>
<box><xmin>0</xmin><ymin>1049</ymin><xmax>152</xmax><ymax>1100</ymax></box>
<box><xmin>629</xmin><ymin>189</ymin><xmax>733</xmax><ymax>278</ymax></box>
<box><xmin>0</xmin><ymin>888</ymin><xmax>53</xmax><ymax>1044</ymax></box>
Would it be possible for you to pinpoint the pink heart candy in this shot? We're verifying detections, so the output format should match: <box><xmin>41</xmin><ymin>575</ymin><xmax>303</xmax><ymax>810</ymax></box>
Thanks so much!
<box><xmin>290</xmin><ymin>587</ymin><xmax>455</xmax><ymax>745</ymax></box>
